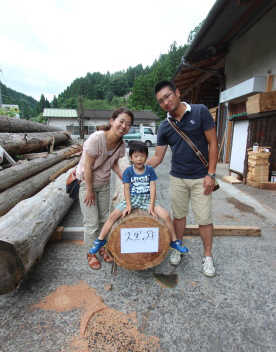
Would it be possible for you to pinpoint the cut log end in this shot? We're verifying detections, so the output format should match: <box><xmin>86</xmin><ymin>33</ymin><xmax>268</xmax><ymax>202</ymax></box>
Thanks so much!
<box><xmin>107</xmin><ymin>209</ymin><xmax>170</xmax><ymax>270</ymax></box>
<box><xmin>0</xmin><ymin>241</ymin><xmax>25</xmax><ymax>295</ymax></box>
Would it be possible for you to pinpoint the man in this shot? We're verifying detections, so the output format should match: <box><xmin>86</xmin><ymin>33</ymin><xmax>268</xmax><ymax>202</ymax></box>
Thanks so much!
<box><xmin>147</xmin><ymin>80</ymin><xmax>218</xmax><ymax>276</ymax></box>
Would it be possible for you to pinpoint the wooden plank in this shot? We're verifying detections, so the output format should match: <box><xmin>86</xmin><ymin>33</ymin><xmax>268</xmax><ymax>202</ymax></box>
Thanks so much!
<box><xmin>50</xmin><ymin>226</ymin><xmax>64</xmax><ymax>241</ymax></box>
<box><xmin>185</xmin><ymin>225</ymin><xmax>261</xmax><ymax>237</ymax></box>
<box><xmin>222</xmin><ymin>176</ymin><xmax>242</xmax><ymax>184</ymax></box>
<box><xmin>20</xmin><ymin>152</ymin><xmax>49</xmax><ymax>159</ymax></box>
<box><xmin>266</xmin><ymin>74</ymin><xmax>273</xmax><ymax>92</ymax></box>
<box><xmin>260</xmin><ymin>182</ymin><xmax>276</xmax><ymax>191</ymax></box>
<box><xmin>246</xmin><ymin>91</ymin><xmax>276</xmax><ymax>114</ymax></box>
<box><xmin>57</xmin><ymin>225</ymin><xmax>261</xmax><ymax>239</ymax></box>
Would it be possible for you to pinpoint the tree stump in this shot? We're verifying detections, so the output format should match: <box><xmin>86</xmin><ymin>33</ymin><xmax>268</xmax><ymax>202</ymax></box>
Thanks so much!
<box><xmin>107</xmin><ymin>209</ymin><xmax>170</xmax><ymax>270</ymax></box>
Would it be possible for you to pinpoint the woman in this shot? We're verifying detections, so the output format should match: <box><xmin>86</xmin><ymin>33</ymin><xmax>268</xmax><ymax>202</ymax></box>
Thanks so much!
<box><xmin>76</xmin><ymin>108</ymin><xmax>134</xmax><ymax>269</ymax></box>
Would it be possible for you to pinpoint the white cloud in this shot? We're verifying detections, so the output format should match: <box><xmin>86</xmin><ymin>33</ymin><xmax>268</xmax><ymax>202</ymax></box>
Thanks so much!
<box><xmin>0</xmin><ymin>0</ymin><xmax>216</xmax><ymax>102</ymax></box>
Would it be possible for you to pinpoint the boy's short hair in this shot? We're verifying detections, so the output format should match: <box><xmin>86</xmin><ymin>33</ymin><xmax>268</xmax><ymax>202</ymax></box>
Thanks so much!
<box><xmin>129</xmin><ymin>141</ymin><xmax>148</xmax><ymax>157</ymax></box>
<box><xmin>154</xmin><ymin>80</ymin><xmax>177</xmax><ymax>95</ymax></box>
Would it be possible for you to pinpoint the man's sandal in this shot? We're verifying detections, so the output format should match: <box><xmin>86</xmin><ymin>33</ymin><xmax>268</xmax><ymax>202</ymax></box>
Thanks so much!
<box><xmin>87</xmin><ymin>254</ymin><xmax>101</xmax><ymax>270</ymax></box>
<box><xmin>99</xmin><ymin>248</ymin><xmax>113</xmax><ymax>263</ymax></box>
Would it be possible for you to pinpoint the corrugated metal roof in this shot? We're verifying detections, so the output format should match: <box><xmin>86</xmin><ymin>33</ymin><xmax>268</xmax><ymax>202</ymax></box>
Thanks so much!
<box><xmin>77</xmin><ymin>109</ymin><xmax>159</xmax><ymax>121</ymax></box>
<box><xmin>43</xmin><ymin>108</ymin><xmax>159</xmax><ymax>121</ymax></box>
<box><xmin>43</xmin><ymin>109</ymin><xmax>78</xmax><ymax>118</ymax></box>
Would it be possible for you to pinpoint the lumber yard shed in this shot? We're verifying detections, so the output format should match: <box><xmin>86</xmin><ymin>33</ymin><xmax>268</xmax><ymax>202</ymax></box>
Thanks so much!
<box><xmin>172</xmin><ymin>0</ymin><xmax>276</xmax><ymax>184</ymax></box>
<box><xmin>44</xmin><ymin>108</ymin><xmax>159</xmax><ymax>139</ymax></box>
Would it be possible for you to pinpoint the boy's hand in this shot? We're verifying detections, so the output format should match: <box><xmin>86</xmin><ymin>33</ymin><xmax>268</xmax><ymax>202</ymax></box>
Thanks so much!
<box><xmin>123</xmin><ymin>205</ymin><xmax>132</xmax><ymax>217</ymax></box>
<box><xmin>148</xmin><ymin>206</ymin><xmax>158</xmax><ymax>219</ymax></box>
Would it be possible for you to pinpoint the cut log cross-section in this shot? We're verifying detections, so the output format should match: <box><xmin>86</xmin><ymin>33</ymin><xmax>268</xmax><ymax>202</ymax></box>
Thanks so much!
<box><xmin>107</xmin><ymin>209</ymin><xmax>170</xmax><ymax>271</ymax></box>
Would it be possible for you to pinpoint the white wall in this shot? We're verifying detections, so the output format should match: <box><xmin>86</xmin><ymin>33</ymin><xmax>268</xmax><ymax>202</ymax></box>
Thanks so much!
<box><xmin>47</xmin><ymin>117</ymin><xmax>157</xmax><ymax>136</ymax></box>
<box><xmin>225</xmin><ymin>7</ymin><xmax>276</xmax><ymax>90</ymax></box>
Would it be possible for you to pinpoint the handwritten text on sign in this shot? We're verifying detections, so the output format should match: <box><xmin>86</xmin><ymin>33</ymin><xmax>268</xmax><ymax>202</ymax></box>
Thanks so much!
<box><xmin>120</xmin><ymin>227</ymin><xmax>159</xmax><ymax>253</ymax></box>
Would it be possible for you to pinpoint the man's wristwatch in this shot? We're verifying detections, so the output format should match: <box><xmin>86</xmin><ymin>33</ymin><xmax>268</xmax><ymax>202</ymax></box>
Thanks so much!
<box><xmin>207</xmin><ymin>173</ymin><xmax>216</xmax><ymax>179</ymax></box>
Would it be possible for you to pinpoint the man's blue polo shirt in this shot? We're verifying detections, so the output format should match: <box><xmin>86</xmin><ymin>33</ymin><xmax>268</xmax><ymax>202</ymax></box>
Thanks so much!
<box><xmin>157</xmin><ymin>103</ymin><xmax>215</xmax><ymax>179</ymax></box>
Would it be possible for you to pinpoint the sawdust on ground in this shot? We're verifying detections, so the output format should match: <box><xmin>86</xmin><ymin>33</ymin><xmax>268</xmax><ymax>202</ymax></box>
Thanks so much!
<box><xmin>33</xmin><ymin>281</ymin><xmax>160</xmax><ymax>352</ymax></box>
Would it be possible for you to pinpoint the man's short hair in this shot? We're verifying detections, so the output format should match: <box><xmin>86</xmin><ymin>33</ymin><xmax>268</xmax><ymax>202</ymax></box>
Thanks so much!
<box><xmin>154</xmin><ymin>80</ymin><xmax>177</xmax><ymax>95</ymax></box>
<box><xmin>129</xmin><ymin>141</ymin><xmax>148</xmax><ymax>157</ymax></box>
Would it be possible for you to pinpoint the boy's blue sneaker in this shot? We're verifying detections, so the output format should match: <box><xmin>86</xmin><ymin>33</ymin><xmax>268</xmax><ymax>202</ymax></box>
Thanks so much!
<box><xmin>89</xmin><ymin>239</ymin><xmax>107</xmax><ymax>254</ymax></box>
<box><xmin>170</xmin><ymin>240</ymin><xmax>188</xmax><ymax>254</ymax></box>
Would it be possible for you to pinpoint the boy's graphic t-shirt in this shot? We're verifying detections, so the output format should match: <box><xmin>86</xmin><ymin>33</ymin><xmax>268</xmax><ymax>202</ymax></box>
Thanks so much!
<box><xmin>122</xmin><ymin>165</ymin><xmax>158</xmax><ymax>195</ymax></box>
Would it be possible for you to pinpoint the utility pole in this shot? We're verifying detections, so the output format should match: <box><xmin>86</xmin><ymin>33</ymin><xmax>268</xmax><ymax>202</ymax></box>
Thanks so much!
<box><xmin>78</xmin><ymin>95</ymin><xmax>84</xmax><ymax>139</ymax></box>
<box><xmin>0</xmin><ymin>69</ymin><xmax>3</xmax><ymax>108</ymax></box>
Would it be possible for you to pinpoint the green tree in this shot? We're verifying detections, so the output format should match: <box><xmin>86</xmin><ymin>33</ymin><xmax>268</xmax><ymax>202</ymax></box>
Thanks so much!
<box><xmin>52</xmin><ymin>95</ymin><xmax>58</xmax><ymax>108</ymax></box>
<box><xmin>187</xmin><ymin>21</ymin><xmax>204</xmax><ymax>45</ymax></box>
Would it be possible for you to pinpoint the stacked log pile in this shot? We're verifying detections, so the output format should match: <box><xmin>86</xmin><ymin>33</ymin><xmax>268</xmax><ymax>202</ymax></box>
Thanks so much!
<box><xmin>0</xmin><ymin>116</ymin><xmax>83</xmax><ymax>294</ymax></box>
<box><xmin>247</xmin><ymin>148</ymin><xmax>271</xmax><ymax>188</ymax></box>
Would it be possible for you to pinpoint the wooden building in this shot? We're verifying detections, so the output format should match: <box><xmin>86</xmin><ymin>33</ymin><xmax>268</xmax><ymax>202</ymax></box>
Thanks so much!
<box><xmin>172</xmin><ymin>0</ymin><xmax>276</xmax><ymax>182</ymax></box>
<box><xmin>44</xmin><ymin>108</ymin><xmax>159</xmax><ymax>139</ymax></box>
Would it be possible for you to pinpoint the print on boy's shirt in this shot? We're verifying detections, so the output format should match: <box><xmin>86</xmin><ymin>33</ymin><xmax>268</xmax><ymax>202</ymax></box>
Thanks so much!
<box><xmin>122</xmin><ymin>165</ymin><xmax>158</xmax><ymax>196</ymax></box>
<box><xmin>131</xmin><ymin>175</ymin><xmax>150</xmax><ymax>194</ymax></box>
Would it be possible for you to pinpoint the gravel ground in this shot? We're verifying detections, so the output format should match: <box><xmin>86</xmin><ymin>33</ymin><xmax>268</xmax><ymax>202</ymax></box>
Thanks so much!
<box><xmin>0</xmin><ymin>148</ymin><xmax>275</xmax><ymax>352</ymax></box>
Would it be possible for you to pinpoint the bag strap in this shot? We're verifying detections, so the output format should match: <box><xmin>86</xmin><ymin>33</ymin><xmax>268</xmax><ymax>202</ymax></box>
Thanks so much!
<box><xmin>167</xmin><ymin>117</ymin><xmax>209</xmax><ymax>167</ymax></box>
<box><xmin>93</xmin><ymin>140</ymin><xmax>123</xmax><ymax>172</ymax></box>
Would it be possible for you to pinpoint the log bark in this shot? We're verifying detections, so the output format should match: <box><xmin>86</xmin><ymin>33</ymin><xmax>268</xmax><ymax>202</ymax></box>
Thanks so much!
<box><xmin>0</xmin><ymin>168</ymin><xmax>74</xmax><ymax>295</ymax></box>
<box><xmin>0</xmin><ymin>115</ymin><xmax>64</xmax><ymax>133</ymax></box>
<box><xmin>0</xmin><ymin>156</ymin><xmax>80</xmax><ymax>216</ymax></box>
<box><xmin>0</xmin><ymin>131</ymin><xmax>71</xmax><ymax>156</ymax></box>
<box><xmin>107</xmin><ymin>209</ymin><xmax>170</xmax><ymax>270</ymax></box>
<box><xmin>0</xmin><ymin>145</ymin><xmax>82</xmax><ymax>191</ymax></box>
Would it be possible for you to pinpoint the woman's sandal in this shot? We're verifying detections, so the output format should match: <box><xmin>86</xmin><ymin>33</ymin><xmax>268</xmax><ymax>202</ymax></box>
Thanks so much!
<box><xmin>87</xmin><ymin>254</ymin><xmax>101</xmax><ymax>270</ymax></box>
<box><xmin>99</xmin><ymin>248</ymin><xmax>114</xmax><ymax>263</ymax></box>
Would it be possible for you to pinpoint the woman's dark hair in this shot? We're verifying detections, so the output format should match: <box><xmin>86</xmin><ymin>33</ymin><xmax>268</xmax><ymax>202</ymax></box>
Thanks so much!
<box><xmin>101</xmin><ymin>107</ymin><xmax>134</xmax><ymax>131</ymax></box>
<box><xmin>129</xmin><ymin>141</ymin><xmax>148</xmax><ymax>157</ymax></box>
<box><xmin>154</xmin><ymin>80</ymin><xmax>177</xmax><ymax>95</ymax></box>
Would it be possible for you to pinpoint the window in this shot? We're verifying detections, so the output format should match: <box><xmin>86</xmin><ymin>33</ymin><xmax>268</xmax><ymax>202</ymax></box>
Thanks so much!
<box><xmin>144</xmin><ymin>128</ymin><xmax>153</xmax><ymax>135</ymax></box>
<box><xmin>66</xmin><ymin>126</ymin><xmax>73</xmax><ymax>133</ymax></box>
<box><xmin>88</xmin><ymin>126</ymin><xmax>96</xmax><ymax>134</ymax></box>
<box><xmin>128</xmin><ymin>126</ymin><xmax>139</xmax><ymax>134</ymax></box>
<box><xmin>73</xmin><ymin>126</ymin><xmax>80</xmax><ymax>135</ymax></box>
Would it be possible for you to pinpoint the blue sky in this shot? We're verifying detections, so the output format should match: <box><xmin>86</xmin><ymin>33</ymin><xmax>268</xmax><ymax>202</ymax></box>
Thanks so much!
<box><xmin>0</xmin><ymin>0</ymin><xmax>217</xmax><ymax>102</ymax></box>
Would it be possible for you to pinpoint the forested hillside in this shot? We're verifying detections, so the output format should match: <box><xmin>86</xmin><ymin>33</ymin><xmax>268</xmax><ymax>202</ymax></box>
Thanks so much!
<box><xmin>1</xmin><ymin>22</ymin><xmax>203</xmax><ymax>122</ymax></box>
<box><xmin>0</xmin><ymin>83</ymin><xmax>38</xmax><ymax>119</ymax></box>
<box><xmin>57</xmin><ymin>41</ymin><xmax>189</xmax><ymax>120</ymax></box>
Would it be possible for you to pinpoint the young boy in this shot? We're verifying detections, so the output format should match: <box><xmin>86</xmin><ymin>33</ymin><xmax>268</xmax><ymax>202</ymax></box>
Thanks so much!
<box><xmin>89</xmin><ymin>141</ymin><xmax>188</xmax><ymax>255</ymax></box>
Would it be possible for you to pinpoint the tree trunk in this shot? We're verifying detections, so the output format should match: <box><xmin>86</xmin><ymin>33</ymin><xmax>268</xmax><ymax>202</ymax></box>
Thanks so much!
<box><xmin>0</xmin><ymin>156</ymin><xmax>80</xmax><ymax>216</ymax></box>
<box><xmin>0</xmin><ymin>115</ymin><xmax>64</xmax><ymax>133</ymax></box>
<box><xmin>107</xmin><ymin>209</ymin><xmax>170</xmax><ymax>270</ymax></box>
<box><xmin>0</xmin><ymin>169</ymin><xmax>74</xmax><ymax>295</ymax></box>
<box><xmin>0</xmin><ymin>131</ymin><xmax>71</xmax><ymax>156</ymax></box>
<box><xmin>107</xmin><ymin>156</ymin><xmax>170</xmax><ymax>270</ymax></box>
<box><xmin>0</xmin><ymin>145</ymin><xmax>82</xmax><ymax>191</ymax></box>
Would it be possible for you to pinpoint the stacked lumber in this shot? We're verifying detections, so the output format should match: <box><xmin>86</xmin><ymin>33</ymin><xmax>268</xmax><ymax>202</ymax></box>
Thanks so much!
<box><xmin>247</xmin><ymin>148</ymin><xmax>271</xmax><ymax>188</ymax></box>
<box><xmin>0</xmin><ymin>169</ymin><xmax>75</xmax><ymax>294</ymax></box>
<box><xmin>0</xmin><ymin>117</ymin><xmax>84</xmax><ymax>293</ymax></box>
<box><xmin>246</xmin><ymin>91</ymin><xmax>276</xmax><ymax>115</ymax></box>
